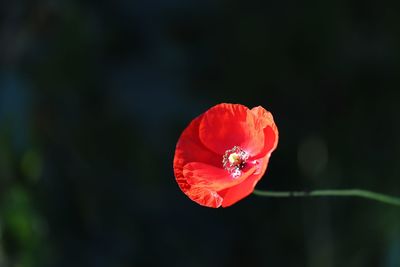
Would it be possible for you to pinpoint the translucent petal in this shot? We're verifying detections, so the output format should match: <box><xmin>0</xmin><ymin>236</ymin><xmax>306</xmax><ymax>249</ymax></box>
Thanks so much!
<box><xmin>199</xmin><ymin>103</ymin><xmax>265</xmax><ymax>156</ymax></box>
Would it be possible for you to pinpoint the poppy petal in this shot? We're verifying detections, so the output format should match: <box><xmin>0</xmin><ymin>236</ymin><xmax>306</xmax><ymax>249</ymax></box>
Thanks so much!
<box><xmin>174</xmin><ymin>115</ymin><xmax>221</xmax><ymax>169</ymax></box>
<box><xmin>183</xmin><ymin>162</ymin><xmax>257</xmax><ymax>192</ymax></box>
<box><xmin>174</xmin><ymin>115</ymin><xmax>222</xmax><ymax>206</ymax></box>
<box><xmin>251</xmin><ymin>106</ymin><xmax>275</xmax><ymax>129</ymax></box>
<box><xmin>199</xmin><ymin>103</ymin><xmax>265</xmax><ymax>156</ymax></box>
<box><xmin>185</xmin><ymin>187</ymin><xmax>223</xmax><ymax>208</ymax></box>
<box><xmin>250</xmin><ymin>125</ymin><xmax>278</xmax><ymax>159</ymax></box>
<box><xmin>250</xmin><ymin>106</ymin><xmax>279</xmax><ymax>158</ymax></box>
<box><xmin>221</xmin><ymin>156</ymin><xmax>270</xmax><ymax>207</ymax></box>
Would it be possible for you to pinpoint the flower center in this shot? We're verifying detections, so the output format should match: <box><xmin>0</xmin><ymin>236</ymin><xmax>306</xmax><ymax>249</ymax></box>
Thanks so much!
<box><xmin>222</xmin><ymin>146</ymin><xmax>249</xmax><ymax>177</ymax></box>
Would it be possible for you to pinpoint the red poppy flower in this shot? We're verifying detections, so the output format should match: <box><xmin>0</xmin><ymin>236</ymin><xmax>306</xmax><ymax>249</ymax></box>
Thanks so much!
<box><xmin>173</xmin><ymin>103</ymin><xmax>279</xmax><ymax>208</ymax></box>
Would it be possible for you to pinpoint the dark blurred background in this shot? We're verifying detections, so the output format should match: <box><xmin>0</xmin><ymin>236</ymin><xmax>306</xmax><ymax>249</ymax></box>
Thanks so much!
<box><xmin>1</xmin><ymin>0</ymin><xmax>400</xmax><ymax>266</ymax></box>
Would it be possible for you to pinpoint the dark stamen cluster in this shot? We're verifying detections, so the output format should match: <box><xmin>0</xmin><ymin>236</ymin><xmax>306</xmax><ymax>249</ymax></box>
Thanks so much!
<box><xmin>222</xmin><ymin>146</ymin><xmax>249</xmax><ymax>177</ymax></box>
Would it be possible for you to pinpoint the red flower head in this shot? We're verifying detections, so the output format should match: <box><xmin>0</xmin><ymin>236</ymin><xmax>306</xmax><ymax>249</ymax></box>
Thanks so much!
<box><xmin>173</xmin><ymin>103</ymin><xmax>279</xmax><ymax>208</ymax></box>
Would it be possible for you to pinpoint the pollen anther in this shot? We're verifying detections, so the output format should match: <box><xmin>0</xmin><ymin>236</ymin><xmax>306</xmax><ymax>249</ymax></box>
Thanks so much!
<box><xmin>222</xmin><ymin>146</ymin><xmax>249</xmax><ymax>177</ymax></box>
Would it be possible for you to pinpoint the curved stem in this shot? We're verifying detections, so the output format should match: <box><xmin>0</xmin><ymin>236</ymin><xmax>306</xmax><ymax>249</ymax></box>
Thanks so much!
<box><xmin>253</xmin><ymin>189</ymin><xmax>400</xmax><ymax>207</ymax></box>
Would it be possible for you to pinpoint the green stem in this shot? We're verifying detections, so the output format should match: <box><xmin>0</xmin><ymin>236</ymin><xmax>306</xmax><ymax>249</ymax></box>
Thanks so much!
<box><xmin>253</xmin><ymin>189</ymin><xmax>400</xmax><ymax>207</ymax></box>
